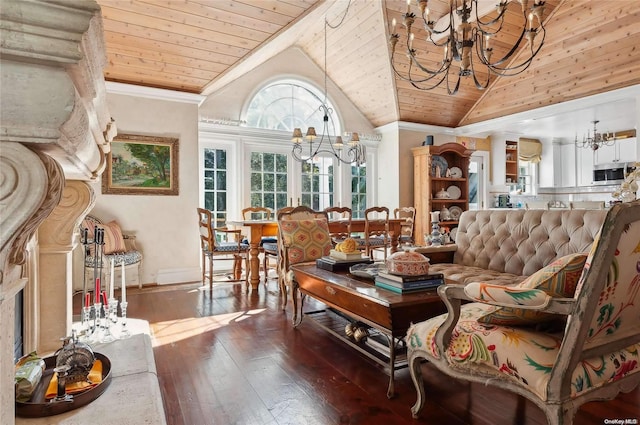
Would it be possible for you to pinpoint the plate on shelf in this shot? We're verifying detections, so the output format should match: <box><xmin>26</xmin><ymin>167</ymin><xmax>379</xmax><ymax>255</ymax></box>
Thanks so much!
<box><xmin>449</xmin><ymin>206</ymin><xmax>463</xmax><ymax>220</ymax></box>
<box><xmin>449</xmin><ymin>166</ymin><xmax>463</xmax><ymax>178</ymax></box>
<box><xmin>446</xmin><ymin>185</ymin><xmax>462</xmax><ymax>200</ymax></box>
<box><xmin>431</xmin><ymin>155</ymin><xmax>448</xmax><ymax>177</ymax></box>
<box><xmin>450</xmin><ymin>227</ymin><xmax>458</xmax><ymax>242</ymax></box>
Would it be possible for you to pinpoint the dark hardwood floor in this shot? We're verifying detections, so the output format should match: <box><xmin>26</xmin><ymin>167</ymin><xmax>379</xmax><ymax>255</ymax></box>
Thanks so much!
<box><xmin>113</xmin><ymin>278</ymin><xmax>638</xmax><ymax>425</ymax></box>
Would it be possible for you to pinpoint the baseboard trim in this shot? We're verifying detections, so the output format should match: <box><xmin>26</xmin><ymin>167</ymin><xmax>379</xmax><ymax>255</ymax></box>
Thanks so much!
<box><xmin>156</xmin><ymin>267</ymin><xmax>201</xmax><ymax>285</ymax></box>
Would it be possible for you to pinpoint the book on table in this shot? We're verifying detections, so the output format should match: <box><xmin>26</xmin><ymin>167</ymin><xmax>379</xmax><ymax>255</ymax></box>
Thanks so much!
<box><xmin>374</xmin><ymin>279</ymin><xmax>442</xmax><ymax>294</ymax></box>
<box><xmin>376</xmin><ymin>271</ymin><xmax>445</xmax><ymax>284</ymax></box>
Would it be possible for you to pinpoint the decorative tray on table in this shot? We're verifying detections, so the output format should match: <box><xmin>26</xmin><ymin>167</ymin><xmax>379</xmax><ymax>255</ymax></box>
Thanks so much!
<box><xmin>16</xmin><ymin>352</ymin><xmax>112</xmax><ymax>418</ymax></box>
<box><xmin>349</xmin><ymin>262</ymin><xmax>386</xmax><ymax>280</ymax></box>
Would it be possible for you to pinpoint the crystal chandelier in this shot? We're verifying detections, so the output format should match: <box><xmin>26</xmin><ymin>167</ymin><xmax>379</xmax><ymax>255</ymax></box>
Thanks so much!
<box><xmin>291</xmin><ymin>1</ymin><xmax>365</xmax><ymax>165</ymax></box>
<box><xmin>388</xmin><ymin>0</ymin><xmax>547</xmax><ymax>94</ymax></box>
<box><xmin>575</xmin><ymin>120</ymin><xmax>616</xmax><ymax>151</ymax></box>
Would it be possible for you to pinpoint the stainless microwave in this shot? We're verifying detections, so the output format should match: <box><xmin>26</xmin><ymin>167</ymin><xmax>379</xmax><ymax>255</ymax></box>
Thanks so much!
<box><xmin>593</xmin><ymin>162</ymin><xmax>635</xmax><ymax>185</ymax></box>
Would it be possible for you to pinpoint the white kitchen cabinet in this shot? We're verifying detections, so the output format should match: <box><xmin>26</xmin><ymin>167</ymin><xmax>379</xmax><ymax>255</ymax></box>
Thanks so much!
<box><xmin>594</xmin><ymin>137</ymin><xmax>637</xmax><ymax>164</ymax></box>
<box><xmin>577</xmin><ymin>145</ymin><xmax>595</xmax><ymax>186</ymax></box>
<box><xmin>618</xmin><ymin>137</ymin><xmax>637</xmax><ymax>162</ymax></box>
<box><xmin>560</xmin><ymin>144</ymin><xmax>576</xmax><ymax>186</ymax></box>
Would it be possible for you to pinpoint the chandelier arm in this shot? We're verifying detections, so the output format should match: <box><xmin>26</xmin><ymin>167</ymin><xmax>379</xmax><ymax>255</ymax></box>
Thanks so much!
<box><xmin>409</xmin><ymin>51</ymin><xmax>450</xmax><ymax>76</ymax></box>
<box><xmin>484</xmin><ymin>26</ymin><xmax>545</xmax><ymax>75</ymax></box>
<box><xmin>446</xmin><ymin>69</ymin><xmax>462</xmax><ymax>96</ymax></box>
<box><xmin>473</xmin><ymin>0</ymin><xmax>509</xmax><ymax>28</ymax></box>
<box><xmin>469</xmin><ymin>51</ymin><xmax>490</xmax><ymax>90</ymax></box>
<box><xmin>409</xmin><ymin>70</ymin><xmax>448</xmax><ymax>91</ymax></box>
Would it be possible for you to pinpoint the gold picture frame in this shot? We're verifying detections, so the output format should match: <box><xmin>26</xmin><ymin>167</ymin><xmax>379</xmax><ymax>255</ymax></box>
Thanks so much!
<box><xmin>102</xmin><ymin>134</ymin><xmax>179</xmax><ymax>196</ymax></box>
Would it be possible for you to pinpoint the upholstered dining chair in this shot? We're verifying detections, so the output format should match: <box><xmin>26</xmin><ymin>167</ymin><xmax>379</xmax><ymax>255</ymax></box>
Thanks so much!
<box><xmin>405</xmin><ymin>199</ymin><xmax>640</xmax><ymax>425</ymax></box>
<box><xmin>362</xmin><ymin>206</ymin><xmax>391</xmax><ymax>260</ymax></box>
<box><xmin>277</xmin><ymin>206</ymin><xmax>332</xmax><ymax>325</ymax></box>
<box><xmin>241</xmin><ymin>206</ymin><xmax>276</xmax><ymax>280</ymax></box>
<box><xmin>525</xmin><ymin>200</ymin><xmax>550</xmax><ymax>210</ymax></box>
<box><xmin>394</xmin><ymin>206</ymin><xmax>416</xmax><ymax>245</ymax></box>
<box><xmin>197</xmin><ymin>207</ymin><xmax>249</xmax><ymax>290</ymax></box>
<box><xmin>324</xmin><ymin>206</ymin><xmax>353</xmax><ymax>245</ymax></box>
<box><xmin>569</xmin><ymin>201</ymin><xmax>606</xmax><ymax>210</ymax></box>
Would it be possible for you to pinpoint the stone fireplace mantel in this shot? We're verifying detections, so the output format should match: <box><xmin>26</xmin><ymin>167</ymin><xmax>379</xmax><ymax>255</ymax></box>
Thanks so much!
<box><xmin>0</xmin><ymin>2</ymin><xmax>114</xmax><ymax>423</ymax></box>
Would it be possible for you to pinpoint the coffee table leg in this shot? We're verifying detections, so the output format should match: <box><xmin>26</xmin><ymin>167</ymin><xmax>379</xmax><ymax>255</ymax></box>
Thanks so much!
<box><xmin>386</xmin><ymin>335</ymin><xmax>396</xmax><ymax>399</ymax></box>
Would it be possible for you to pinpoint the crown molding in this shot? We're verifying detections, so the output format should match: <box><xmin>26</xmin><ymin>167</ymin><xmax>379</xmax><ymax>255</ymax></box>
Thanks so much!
<box><xmin>105</xmin><ymin>82</ymin><xmax>206</xmax><ymax>105</ymax></box>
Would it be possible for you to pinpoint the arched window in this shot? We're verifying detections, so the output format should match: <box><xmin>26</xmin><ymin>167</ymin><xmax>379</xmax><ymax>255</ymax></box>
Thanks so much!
<box><xmin>245</xmin><ymin>81</ymin><xmax>342</xmax><ymax>136</ymax></box>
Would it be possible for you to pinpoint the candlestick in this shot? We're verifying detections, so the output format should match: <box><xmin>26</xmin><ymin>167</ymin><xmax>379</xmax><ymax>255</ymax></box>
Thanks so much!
<box><xmin>102</xmin><ymin>291</ymin><xmax>108</xmax><ymax>308</ymax></box>
<box><xmin>109</xmin><ymin>260</ymin><xmax>115</xmax><ymax>300</ymax></box>
<box><xmin>121</xmin><ymin>261</ymin><xmax>126</xmax><ymax>303</ymax></box>
<box><xmin>120</xmin><ymin>300</ymin><xmax>131</xmax><ymax>338</ymax></box>
<box><xmin>85</xmin><ymin>293</ymin><xmax>91</xmax><ymax>309</ymax></box>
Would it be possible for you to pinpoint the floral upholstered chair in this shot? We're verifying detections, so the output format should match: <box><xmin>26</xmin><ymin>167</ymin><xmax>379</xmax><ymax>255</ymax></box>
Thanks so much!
<box><xmin>277</xmin><ymin>206</ymin><xmax>332</xmax><ymax>325</ymax></box>
<box><xmin>405</xmin><ymin>199</ymin><xmax>640</xmax><ymax>425</ymax></box>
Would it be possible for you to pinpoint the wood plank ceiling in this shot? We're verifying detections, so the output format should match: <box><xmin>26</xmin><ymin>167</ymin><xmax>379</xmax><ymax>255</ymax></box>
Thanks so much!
<box><xmin>96</xmin><ymin>0</ymin><xmax>640</xmax><ymax>129</ymax></box>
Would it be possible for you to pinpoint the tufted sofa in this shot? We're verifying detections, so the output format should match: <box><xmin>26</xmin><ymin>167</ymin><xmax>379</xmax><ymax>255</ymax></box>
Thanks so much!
<box><xmin>429</xmin><ymin>209</ymin><xmax>607</xmax><ymax>286</ymax></box>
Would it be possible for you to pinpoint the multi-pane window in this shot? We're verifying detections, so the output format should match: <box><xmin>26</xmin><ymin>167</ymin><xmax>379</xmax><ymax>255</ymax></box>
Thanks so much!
<box><xmin>518</xmin><ymin>160</ymin><xmax>537</xmax><ymax>195</ymax></box>
<box><xmin>301</xmin><ymin>157</ymin><xmax>334</xmax><ymax>210</ymax></box>
<box><xmin>246</xmin><ymin>82</ymin><xmax>340</xmax><ymax>135</ymax></box>
<box><xmin>250</xmin><ymin>152</ymin><xmax>288</xmax><ymax>211</ymax></box>
<box><xmin>351</xmin><ymin>164</ymin><xmax>367</xmax><ymax>218</ymax></box>
<box><xmin>203</xmin><ymin>148</ymin><xmax>227</xmax><ymax>228</ymax></box>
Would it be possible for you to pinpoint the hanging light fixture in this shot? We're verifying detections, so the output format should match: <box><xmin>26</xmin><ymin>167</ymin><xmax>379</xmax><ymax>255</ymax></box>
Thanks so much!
<box><xmin>388</xmin><ymin>0</ymin><xmax>546</xmax><ymax>94</ymax></box>
<box><xmin>291</xmin><ymin>2</ymin><xmax>365</xmax><ymax>165</ymax></box>
<box><xmin>575</xmin><ymin>120</ymin><xmax>616</xmax><ymax>151</ymax></box>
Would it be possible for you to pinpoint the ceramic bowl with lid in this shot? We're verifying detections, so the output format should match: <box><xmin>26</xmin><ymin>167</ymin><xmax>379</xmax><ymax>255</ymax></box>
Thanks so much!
<box><xmin>385</xmin><ymin>249</ymin><xmax>430</xmax><ymax>276</ymax></box>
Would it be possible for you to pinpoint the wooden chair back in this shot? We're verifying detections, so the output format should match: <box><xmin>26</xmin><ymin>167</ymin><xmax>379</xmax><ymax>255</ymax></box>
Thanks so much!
<box><xmin>325</xmin><ymin>206</ymin><xmax>352</xmax><ymax>243</ymax></box>
<box><xmin>394</xmin><ymin>206</ymin><xmax>416</xmax><ymax>243</ymax></box>
<box><xmin>242</xmin><ymin>206</ymin><xmax>272</xmax><ymax>220</ymax></box>
<box><xmin>364</xmin><ymin>206</ymin><xmax>390</xmax><ymax>259</ymax></box>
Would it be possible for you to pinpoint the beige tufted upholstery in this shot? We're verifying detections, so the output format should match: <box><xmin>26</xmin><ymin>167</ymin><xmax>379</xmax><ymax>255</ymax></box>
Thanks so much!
<box><xmin>430</xmin><ymin>209</ymin><xmax>607</xmax><ymax>285</ymax></box>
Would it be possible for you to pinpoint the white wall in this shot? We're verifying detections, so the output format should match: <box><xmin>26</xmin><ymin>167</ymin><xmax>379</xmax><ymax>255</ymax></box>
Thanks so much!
<box><xmin>88</xmin><ymin>93</ymin><xmax>201</xmax><ymax>285</ymax></box>
<box><xmin>199</xmin><ymin>47</ymin><xmax>374</xmax><ymax>136</ymax></box>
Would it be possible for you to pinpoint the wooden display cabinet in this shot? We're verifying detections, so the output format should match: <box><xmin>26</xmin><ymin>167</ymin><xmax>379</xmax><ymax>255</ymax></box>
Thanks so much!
<box><xmin>505</xmin><ymin>140</ymin><xmax>518</xmax><ymax>185</ymax></box>
<box><xmin>412</xmin><ymin>143</ymin><xmax>472</xmax><ymax>242</ymax></box>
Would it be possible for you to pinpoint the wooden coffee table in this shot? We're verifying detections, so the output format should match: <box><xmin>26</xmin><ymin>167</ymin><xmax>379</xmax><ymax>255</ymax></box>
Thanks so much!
<box><xmin>290</xmin><ymin>264</ymin><xmax>447</xmax><ymax>398</ymax></box>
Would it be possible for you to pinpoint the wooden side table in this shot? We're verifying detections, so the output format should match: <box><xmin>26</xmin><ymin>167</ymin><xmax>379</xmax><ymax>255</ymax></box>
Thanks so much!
<box><xmin>412</xmin><ymin>244</ymin><xmax>457</xmax><ymax>264</ymax></box>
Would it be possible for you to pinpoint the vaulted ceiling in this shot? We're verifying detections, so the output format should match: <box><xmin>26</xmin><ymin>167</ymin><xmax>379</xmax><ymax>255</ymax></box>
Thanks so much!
<box><xmin>96</xmin><ymin>0</ymin><xmax>640</xmax><ymax>130</ymax></box>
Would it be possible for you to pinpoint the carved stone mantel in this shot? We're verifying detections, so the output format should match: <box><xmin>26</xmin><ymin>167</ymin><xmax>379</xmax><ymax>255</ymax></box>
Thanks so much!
<box><xmin>0</xmin><ymin>2</ymin><xmax>112</xmax><ymax>423</ymax></box>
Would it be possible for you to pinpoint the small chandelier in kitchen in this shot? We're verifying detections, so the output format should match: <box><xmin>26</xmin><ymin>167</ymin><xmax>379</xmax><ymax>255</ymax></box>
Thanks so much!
<box><xmin>575</xmin><ymin>120</ymin><xmax>616</xmax><ymax>151</ymax></box>
<box><xmin>388</xmin><ymin>0</ymin><xmax>546</xmax><ymax>94</ymax></box>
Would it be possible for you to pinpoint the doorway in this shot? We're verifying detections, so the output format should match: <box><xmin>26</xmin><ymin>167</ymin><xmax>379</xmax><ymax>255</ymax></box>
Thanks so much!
<box><xmin>469</xmin><ymin>152</ymin><xmax>489</xmax><ymax>210</ymax></box>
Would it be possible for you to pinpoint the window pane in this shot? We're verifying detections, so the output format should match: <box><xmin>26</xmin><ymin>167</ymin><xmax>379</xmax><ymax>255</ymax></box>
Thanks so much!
<box><xmin>264</xmin><ymin>173</ymin><xmax>274</xmax><ymax>191</ymax></box>
<box><xmin>204</xmin><ymin>170</ymin><xmax>214</xmax><ymax>190</ymax></box>
<box><xmin>204</xmin><ymin>150</ymin><xmax>215</xmax><ymax>169</ymax></box>
<box><xmin>276</xmin><ymin>174</ymin><xmax>287</xmax><ymax>192</ymax></box>
<box><xmin>216</xmin><ymin>150</ymin><xmax>226</xmax><ymax>169</ymax></box>
<box><xmin>251</xmin><ymin>153</ymin><xmax>261</xmax><ymax>171</ymax></box>
<box><xmin>263</xmin><ymin>153</ymin><xmax>275</xmax><ymax>171</ymax></box>
<box><xmin>276</xmin><ymin>193</ymin><xmax>288</xmax><ymax>210</ymax></box>
<box><xmin>301</xmin><ymin>175</ymin><xmax>311</xmax><ymax>192</ymax></box>
<box><xmin>204</xmin><ymin>192</ymin><xmax>214</xmax><ymax>210</ymax></box>
<box><xmin>251</xmin><ymin>173</ymin><xmax>262</xmax><ymax>191</ymax></box>
<box><xmin>276</xmin><ymin>155</ymin><xmax>287</xmax><ymax>172</ymax></box>
<box><xmin>251</xmin><ymin>192</ymin><xmax>261</xmax><ymax>206</ymax></box>
<box><xmin>216</xmin><ymin>171</ymin><xmax>226</xmax><ymax>190</ymax></box>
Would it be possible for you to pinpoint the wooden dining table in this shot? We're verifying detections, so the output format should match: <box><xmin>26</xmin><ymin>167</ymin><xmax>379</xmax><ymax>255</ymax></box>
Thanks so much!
<box><xmin>228</xmin><ymin>218</ymin><xmax>406</xmax><ymax>290</ymax></box>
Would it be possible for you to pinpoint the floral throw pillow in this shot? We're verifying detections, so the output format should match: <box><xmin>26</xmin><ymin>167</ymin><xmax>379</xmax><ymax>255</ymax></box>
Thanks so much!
<box><xmin>477</xmin><ymin>252</ymin><xmax>588</xmax><ymax>325</ymax></box>
<box><xmin>280</xmin><ymin>218</ymin><xmax>332</xmax><ymax>264</ymax></box>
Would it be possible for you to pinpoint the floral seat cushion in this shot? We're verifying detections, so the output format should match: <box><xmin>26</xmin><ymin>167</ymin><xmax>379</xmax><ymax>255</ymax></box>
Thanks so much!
<box><xmin>406</xmin><ymin>303</ymin><xmax>640</xmax><ymax>401</ymax></box>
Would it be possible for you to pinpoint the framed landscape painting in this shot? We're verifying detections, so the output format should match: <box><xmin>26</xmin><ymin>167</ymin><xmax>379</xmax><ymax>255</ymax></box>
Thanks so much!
<box><xmin>102</xmin><ymin>134</ymin><xmax>179</xmax><ymax>195</ymax></box>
